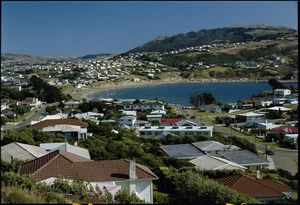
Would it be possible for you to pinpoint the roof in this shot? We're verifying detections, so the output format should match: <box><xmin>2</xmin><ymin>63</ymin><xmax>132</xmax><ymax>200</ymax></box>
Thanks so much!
<box><xmin>215</xmin><ymin>174</ymin><xmax>293</xmax><ymax>199</ymax></box>
<box><xmin>160</xmin><ymin>118</ymin><xmax>183</xmax><ymax>123</ymax></box>
<box><xmin>267</xmin><ymin>106</ymin><xmax>292</xmax><ymax>111</ymax></box>
<box><xmin>204</xmin><ymin>104</ymin><xmax>221</xmax><ymax>109</ymax></box>
<box><xmin>160</xmin><ymin>144</ymin><xmax>205</xmax><ymax>159</ymax></box>
<box><xmin>217</xmin><ymin>149</ymin><xmax>269</xmax><ymax>166</ymax></box>
<box><xmin>1</xmin><ymin>142</ymin><xmax>49</xmax><ymax>163</ymax></box>
<box><xmin>175</xmin><ymin>119</ymin><xmax>197</xmax><ymax>126</ymax></box>
<box><xmin>19</xmin><ymin>150</ymin><xmax>158</xmax><ymax>182</ymax></box>
<box><xmin>192</xmin><ymin>141</ymin><xmax>240</xmax><ymax>152</ymax></box>
<box><xmin>190</xmin><ymin>155</ymin><xmax>247</xmax><ymax>170</ymax></box>
<box><xmin>29</xmin><ymin>118</ymin><xmax>88</xmax><ymax>129</ymax></box>
<box><xmin>272</xmin><ymin>125</ymin><xmax>298</xmax><ymax>133</ymax></box>
<box><xmin>40</xmin><ymin>142</ymin><xmax>91</xmax><ymax>159</ymax></box>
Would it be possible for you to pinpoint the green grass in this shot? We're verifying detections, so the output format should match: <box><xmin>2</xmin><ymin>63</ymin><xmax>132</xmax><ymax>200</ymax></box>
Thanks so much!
<box><xmin>294</xmin><ymin>156</ymin><xmax>298</xmax><ymax>165</ymax></box>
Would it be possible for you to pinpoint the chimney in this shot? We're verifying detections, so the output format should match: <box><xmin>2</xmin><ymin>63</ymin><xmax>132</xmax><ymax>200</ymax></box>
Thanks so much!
<box><xmin>129</xmin><ymin>160</ymin><xmax>136</xmax><ymax>180</ymax></box>
<box><xmin>256</xmin><ymin>167</ymin><xmax>261</xmax><ymax>179</ymax></box>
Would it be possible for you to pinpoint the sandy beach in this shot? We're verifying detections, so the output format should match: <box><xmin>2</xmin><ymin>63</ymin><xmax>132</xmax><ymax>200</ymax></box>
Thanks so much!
<box><xmin>65</xmin><ymin>79</ymin><xmax>185</xmax><ymax>101</ymax></box>
<box><xmin>64</xmin><ymin>78</ymin><xmax>297</xmax><ymax>101</ymax></box>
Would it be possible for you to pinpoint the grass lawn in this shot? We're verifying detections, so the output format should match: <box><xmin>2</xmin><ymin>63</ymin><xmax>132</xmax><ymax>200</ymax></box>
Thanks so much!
<box><xmin>294</xmin><ymin>156</ymin><xmax>298</xmax><ymax>165</ymax></box>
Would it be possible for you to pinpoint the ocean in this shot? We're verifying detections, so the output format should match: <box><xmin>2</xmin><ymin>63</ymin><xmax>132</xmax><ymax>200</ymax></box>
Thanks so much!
<box><xmin>88</xmin><ymin>82</ymin><xmax>298</xmax><ymax>107</ymax></box>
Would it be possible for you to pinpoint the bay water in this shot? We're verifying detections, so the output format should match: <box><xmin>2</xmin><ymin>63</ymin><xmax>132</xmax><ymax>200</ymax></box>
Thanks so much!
<box><xmin>88</xmin><ymin>82</ymin><xmax>298</xmax><ymax>107</ymax></box>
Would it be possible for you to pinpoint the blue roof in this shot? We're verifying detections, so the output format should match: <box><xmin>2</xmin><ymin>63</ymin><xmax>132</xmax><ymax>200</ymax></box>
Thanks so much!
<box><xmin>160</xmin><ymin>144</ymin><xmax>205</xmax><ymax>159</ymax></box>
<box><xmin>218</xmin><ymin>149</ymin><xmax>269</xmax><ymax>166</ymax></box>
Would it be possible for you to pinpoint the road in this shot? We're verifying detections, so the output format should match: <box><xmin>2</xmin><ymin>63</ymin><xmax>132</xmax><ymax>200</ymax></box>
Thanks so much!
<box><xmin>2</xmin><ymin>104</ymin><xmax>47</xmax><ymax>130</ymax></box>
<box><xmin>178</xmin><ymin>108</ymin><xmax>298</xmax><ymax>175</ymax></box>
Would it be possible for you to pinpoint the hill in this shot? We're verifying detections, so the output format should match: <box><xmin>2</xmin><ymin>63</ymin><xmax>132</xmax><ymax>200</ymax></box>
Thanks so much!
<box><xmin>127</xmin><ymin>25</ymin><xmax>297</xmax><ymax>53</ymax></box>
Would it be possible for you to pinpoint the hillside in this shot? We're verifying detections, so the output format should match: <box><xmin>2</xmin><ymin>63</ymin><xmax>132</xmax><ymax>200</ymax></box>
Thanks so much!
<box><xmin>127</xmin><ymin>25</ymin><xmax>297</xmax><ymax>53</ymax></box>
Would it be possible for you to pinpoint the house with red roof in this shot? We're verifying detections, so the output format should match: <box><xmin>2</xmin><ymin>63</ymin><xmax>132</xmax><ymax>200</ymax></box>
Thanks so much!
<box><xmin>19</xmin><ymin>150</ymin><xmax>158</xmax><ymax>203</ymax></box>
<box><xmin>29</xmin><ymin>118</ymin><xmax>89</xmax><ymax>140</ymax></box>
<box><xmin>159</xmin><ymin>118</ymin><xmax>183</xmax><ymax>126</ymax></box>
<box><xmin>215</xmin><ymin>174</ymin><xmax>294</xmax><ymax>202</ymax></box>
<box><xmin>272</xmin><ymin>125</ymin><xmax>298</xmax><ymax>134</ymax></box>
<box><xmin>17</xmin><ymin>97</ymin><xmax>41</xmax><ymax>108</ymax></box>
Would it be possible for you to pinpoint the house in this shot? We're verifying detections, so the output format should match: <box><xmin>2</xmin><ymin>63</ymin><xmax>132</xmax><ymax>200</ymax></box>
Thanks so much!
<box><xmin>235</xmin><ymin>112</ymin><xmax>265</xmax><ymax>123</ymax></box>
<box><xmin>3</xmin><ymin>111</ymin><xmax>16</xmax><ymax>118</ymax></box>
<box><xmin>138</xmin><ymin>125</ymin><xmax>214</xmax><ymax>138</ymax></box>
<box><xmin>119</xmin><ymin>110</ymin><xmax>137</xmax><ymax>116</ymax></box>
<box><xmin>74</xmin><ymin>111</ymin><xmax>104</xmax><ymax>120</ymax></box>
<box><xmin>122</xmin><ymin>101</ymin><xmax>165</xmax><ymax>111</ymax></box>
<box><xmin>1</xmin><ymin>100</ymin><xmax>10</xmax><ymax>110</ymax></box>
<box><xmin>159</xmin><ymin>118</ymin><xmax>183</xmax><ymax>126</ymax></box>
<box><xmin>215</xmin><ymin>174</ymin><xmax>294</xmax><ymax>202</ymax></box>
<box><xmin>246</xmin><ymin>119</ymin><xmax>281</xmax><ymax>130</ymax></box>
<box><xmin>63</xmin><ymin>100</ymin><xmax>81</xmax><ymax>108</ymax></box>
<box><xmin>19</xmin><ymin>150</ymin><xmax>158</xmax><ymax>203</ymax></box>
<box><xmin>266</xmin><ymin>106</ymin><xmax>292</xmax><ymax>114</ymax></box>
<box><xmin>190</xmin><ymin>155</ymin><xmax>247</xmax><ymax>171</ymax></box>
<box><xmin>17</xmin><ymin>97</ymin><xmax>41</xmax><ymax>108</ymax></box>
<box><xmin>272</xmin><ymin>125</ymin><xmax>298</xmax><ymax>134</ymax></box>
<box><xmin>203</xmin><ymin>104</ymin><xmax>222</xmax><ymax>113</ymax></box>
<box><xmin>217</xmin><ymin>149</ymin><xmax>270</xmax><ymax>171</ymax></box>
<box><xmin>286</xmin><ymin>96</ymin><xmax>298</xmax><ymax>104</ymax></box>
<box><xmin>118</xmin><ymin>116</ymin><xmax>137</xmax><ymax>127</ymax></box>
<box><xmin>237</xmin><ymin>99</ymin><xmax>255</xmax><ymax>109</ymax></box>
<box><xmin>160</xmin><ymin>144</ymin><xmax>205</xmax><ymax>159</ymax></box>
<box><xmin>273</xmin><ymin>88</ymin><xmax>291</xmax><ymax>97</ymax></box>
<box><xmin>253</xmin><ymin>97</ymin><xmax>273</xmax><ymax>107</ymax></box>
<box><xmin>146</xmin><ymin>114</ymin><xmax>163</xmax><ymax>121</ymax></box>
<box><xmin>150</xmin><ymin>110</ymin><xmax>166</xmax><ymax>115</ymax></box>
<box><xmin>40</xmin><ymin>142</ymin><xmax>91</xmax><ymax>159</ymax></box>
<box><xmin>29</xmin><ymin>118</ymin><xmax>89</xmax><ymax>140</ymax></box>
<box><xmin>1</xmin><ymin>142</ymin><xmax>49</xmax><ymax>163</ymax></box>
<box><xmin>273</xmin><ymin>97</ymin><xmax>287</xmax><ymax>106</ymax></box>
<box><xmin>175</xmin><ymin>119</ymin><xmax>197</xmax><ymax>127</ymax></box>
<box><xmin>192</xmin><ymin>141</ymin><xmax>240</xmax><ymax>155</ymax></box>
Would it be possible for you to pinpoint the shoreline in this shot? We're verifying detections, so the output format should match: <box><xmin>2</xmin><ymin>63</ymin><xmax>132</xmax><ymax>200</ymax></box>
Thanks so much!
<box><xmin>65</xmin><ymin>79</ymin><xmax>298</xmax><ymax>101</ymax></box>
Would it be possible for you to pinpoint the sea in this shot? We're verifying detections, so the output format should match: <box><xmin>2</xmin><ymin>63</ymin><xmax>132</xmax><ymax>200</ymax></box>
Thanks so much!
<box><xmin>88</xmin><ymin>82</ymin><xmax>298</xmax><ymax>107</ymax></box>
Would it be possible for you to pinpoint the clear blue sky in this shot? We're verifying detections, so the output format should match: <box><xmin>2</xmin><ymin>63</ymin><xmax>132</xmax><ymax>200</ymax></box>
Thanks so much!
<box><xmin>1</xmin><ymin>1</ymin><xmax>298</xmax><ymax>57</ymax></box>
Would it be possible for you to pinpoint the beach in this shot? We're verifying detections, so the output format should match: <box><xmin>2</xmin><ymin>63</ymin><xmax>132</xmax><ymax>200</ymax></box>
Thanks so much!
<box><xmin>65</xmin><ymin>79</ymin><xmax>184</xmax><ymax>101</ymax></box>
<box><xmin>64</xmin><ymin>78</ymin><xmax>297</xmax><ymax>101</ymax></box>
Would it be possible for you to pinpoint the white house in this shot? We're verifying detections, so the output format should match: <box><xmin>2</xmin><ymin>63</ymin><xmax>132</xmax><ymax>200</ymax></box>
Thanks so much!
<box><xmin>273</xmin><ymin>89</ymin><xmax>291</xmax><ymax>97</ymax></box>
<box><xmin>19</xmin><ymin>151</ymin><xmax>158</xmax><ymax>203</ymax></box>
<box><xmin>118</xmin><ymin>116</ymin><xmax>137</xmax><ymax>127</ymax></box>
<box><xmin>122</xmin><ymin>102</ymin><xmax>165</xmax><ymax>111</ymax></box>
<box><xmin>138</xmin><ymin>125</ymin><xmax>214</xmax><ymax>138</ymax></box>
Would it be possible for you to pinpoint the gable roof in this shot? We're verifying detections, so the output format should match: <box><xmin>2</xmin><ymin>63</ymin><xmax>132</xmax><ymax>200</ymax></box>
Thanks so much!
<box><xmin>19</xmin><ymin>150</ymin><xmax>158</xmax><ymax>182</ymax></box>
<box><xmin>272</xmin><ymin>125</ymin><xmax>298</xmax><ymax>133</ymax></box>
<box><xmin>29</xmin><ymin>118</ymin><xmax>88</xmax><ymax>129</ymax></box>
<box><xmin>190</xmin><ymin>155</ymin><xmax>247</xmax><ymax>170</ymax></box>
<box><xmin>215</xmin><ymin>174</ymin><xmax>293</xmax><ymax>199</ymax></box>
<box><xmin>192</xmin><ymin>141</ymin><xmax>240</xmax><ymax>152</ymax></box>
<box><xmin>40</xmin><ymin>143</ymin><xmax>91</xmax><ymax>159</ymax></box>
<box><xmin>160</xmin><ymin>144</ymin><xmax>205</xmax><ymax>159</ymax></box>
<box><xmin>1</xmin><ymin>142</ymin><xmax>49</xmax><ymax>163</ymax></box>
<box><xmin>175</xmin><ymin>119</ymin><xmax>197</xmax><ymax>126</ymax></box>
<box><xmin>217</xmin><ymin>149</ymin><xmax>269</xmax><ymax>166</ymax></box>
<box><xmin>160</xmin><ymin>118</ymin><xmax>183</xmax><ymax>123</ymax></box>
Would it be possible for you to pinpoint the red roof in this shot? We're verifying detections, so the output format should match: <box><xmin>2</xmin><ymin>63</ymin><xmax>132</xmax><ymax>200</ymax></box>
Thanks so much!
<box><xmin>160</xmin><ymin>118</ymin><xmax>183</xmax><ymax>123</ymax></box>
<box><xmin>19</xmin><ymin>150</ymin><xmax>158</xmax><ymax>182</ymax></box>
<box><xmin>272</xmin><ymin>125</ymin><xmax>298</xmax><ymax>133</ymax></box>
<box><xmin>215</xmin><ymin>174</ymin><xmax>293</xmax><ymax>199</ymax></box>
<box><xmin>30</xmin><ymin>118</ymin><xmax>88</xmax><ymax>129</ymax></box>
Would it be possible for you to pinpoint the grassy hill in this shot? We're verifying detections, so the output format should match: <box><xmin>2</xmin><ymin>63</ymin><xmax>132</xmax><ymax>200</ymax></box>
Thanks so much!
<box><xmin>127</xmin><ymin>25</ymin><xmax>297</xmax><ymax>53</ymax></box>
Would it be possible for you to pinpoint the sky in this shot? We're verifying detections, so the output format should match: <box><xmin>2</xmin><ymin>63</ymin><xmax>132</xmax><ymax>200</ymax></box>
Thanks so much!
<box><xmin>1</xmin><ymin>1</ymin><xmax>298</xmax><ymax>57</ymax></box>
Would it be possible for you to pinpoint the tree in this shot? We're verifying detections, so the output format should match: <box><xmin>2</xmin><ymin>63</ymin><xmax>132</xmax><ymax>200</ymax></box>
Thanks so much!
<box><xmin>268</xmin><ymin>78</ymin><xmax>285</xmax><ymax>91</ymax></box>
<box><xmin>167</xmin><ymin>169</ymin><xmax>258</xmax><ymax>204</ymax></box>
<box><xmin>189</xmin><ymin>92</ymin><xmax>204</xmax><ymax>109</ymax></box>
<box><xmin>114</xmin><ymin>190</ymin><xmax>146</xmax><ymax>204</ymax></box>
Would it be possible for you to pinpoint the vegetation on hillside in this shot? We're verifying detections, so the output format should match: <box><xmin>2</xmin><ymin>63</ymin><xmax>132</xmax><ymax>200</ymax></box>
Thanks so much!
<box><xmin>128</xmin><ymin>26</ymin><xmax>296</xmax><ymax>53</ymax></box>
